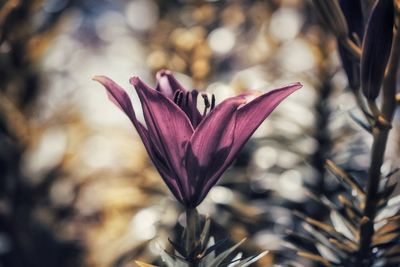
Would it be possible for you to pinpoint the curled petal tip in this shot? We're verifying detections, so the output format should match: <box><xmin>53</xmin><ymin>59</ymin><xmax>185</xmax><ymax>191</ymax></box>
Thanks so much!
<box><xmin>276</xmin><ymin>81</ymin><xmax>303</xmax><ymax>92</ymax></box>
<box><xmin>129</xmin><ymin>76</ymin><xmax>139</xmax><ymax>86</ymax></box>
<box><xmin>275</xmin><ymin>81</ymin><xmax>303</xmax><ymax>90</ymax></box>
<box><xmin>237</xmin><ymin>97</ymin><xmax>249</xmax><ymax>106</ymax></box>
<box><xmin>288</xmin><ymin>82</ymin><xmax>303</xmax><ymax>91</ymax></box>
<box><xmin>92</xmin><ymin>75</ymin><xmax>106</xmax><ymax>83</ymax></box>
<box><xmin>291</xmin><ymin>82</ymin><xmax>303</xmax><ymax>88</ymax></box>
<box><xmin>156</xmin><ymin>69</ymin><xmax>172</xmax><ymax>78</ymax></box>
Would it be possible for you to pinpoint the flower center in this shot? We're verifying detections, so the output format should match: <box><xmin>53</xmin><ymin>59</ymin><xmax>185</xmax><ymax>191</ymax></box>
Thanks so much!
<box><xmin>173</xmin><ymin>90</ymin><xmax>216</xmax><ymax>117</ymax></box>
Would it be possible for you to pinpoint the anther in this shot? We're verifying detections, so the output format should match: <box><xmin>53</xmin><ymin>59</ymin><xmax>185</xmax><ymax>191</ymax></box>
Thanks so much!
<box><xmin>177</xmin><ymin>92</ymin><xmax>183</xmax><ymax>106</ymax></box>
<box><xmin>202</xmin><ymin>93</ymin><xmax>210</xmax><ymax>108</ymax></box>
<box><xmin>173</xmin><ymin>90</ymin><xmax>184</xmax><ymax>106</ymax></box>
<box><xmin>201</xmin><ymin>93</ymin><xmax>211</xmax><ymax>116</ymax></box>
<box><xmin>173</xmin><ymin>90</ymin><xmax>180</xmax><ymax>104</ymax></box>
<box><xmin>210</xmin><ymin>94</ymin><xmax>216</xmax><ymax>110</ymax></box>
<box><xmin>185</xmin><ymin>92</ymin><xmax>190</xmax><ymax>106</ymax></box>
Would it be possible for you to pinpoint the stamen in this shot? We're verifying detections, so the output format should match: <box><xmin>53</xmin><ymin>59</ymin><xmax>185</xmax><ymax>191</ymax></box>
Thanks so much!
<box><xmin>176</xmin><ymin>92</ymin><xmax>183</xmax><ymax>105</ymax></box>
<box><xmin>202</xmin><ymin>93</ymin><xmax>210</xmax><ymax>108</ymax></box>
<box><xmin>210</xmin><ymin>94</ymin><xmax>216</xmax><ymax>110</ymax></box>
<box><xmin>184</xmin><ymin>91</ymin><xmax>190</xmax><ymax>106</ymax></box>
<box><xmin>201</xmin><ymin>93</ymin><xmax>210</xmax><ymax>116</ymax></box>
<box><xmin>173</xmin><ymin>90</ymin><xmax>184</xmax><ymax>106</ymax></box>
<box><xmin>173</xmin><ymin>90</ymin><xmax>180</xmax><ymax>104</ymax></box>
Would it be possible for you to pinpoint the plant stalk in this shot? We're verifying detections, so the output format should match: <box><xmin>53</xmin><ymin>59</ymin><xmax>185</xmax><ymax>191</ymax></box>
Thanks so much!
<box><xmin>357</xmin><ymin>13</ymin><xmax>400</xmax><ymax>266</ymax></box>
<box><xmin>186</xmin><ymin>208</ymin><xmax>199</xmax><ymax>267</ymax></box>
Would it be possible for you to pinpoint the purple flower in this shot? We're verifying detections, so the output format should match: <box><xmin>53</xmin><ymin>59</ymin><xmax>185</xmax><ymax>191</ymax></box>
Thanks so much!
<box><xmin>94</xmin><ymin>70</ymin><xmax>301</xmax><ymax>207</ymax></box>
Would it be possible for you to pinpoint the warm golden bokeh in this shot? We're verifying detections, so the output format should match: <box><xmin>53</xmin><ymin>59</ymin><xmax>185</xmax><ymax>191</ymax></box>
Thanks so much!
<box><xmin>1</xmin><ymin>0</ymin><xmax>399</xmax><ymax>267</ymax></box>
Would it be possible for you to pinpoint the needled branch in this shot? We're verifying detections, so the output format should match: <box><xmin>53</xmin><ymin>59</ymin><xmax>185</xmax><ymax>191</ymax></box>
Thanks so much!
<box><xmin>357</xmin><ymin>12</ymin><xmax>400</xmax><ymax>266</ymax></box>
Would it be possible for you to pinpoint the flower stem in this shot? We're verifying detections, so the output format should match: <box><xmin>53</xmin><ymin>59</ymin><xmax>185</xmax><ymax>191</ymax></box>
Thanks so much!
<box><xmin>185</xmin><ymin>208</ymin><xmax>199</xmax><ymax>267</ymax></box>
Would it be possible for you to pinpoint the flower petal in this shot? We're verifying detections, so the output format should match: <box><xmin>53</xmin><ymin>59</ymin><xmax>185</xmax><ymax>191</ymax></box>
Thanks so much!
<box><xmin>185</xmin><ymin>96</ymin><xmax>245</xmax><ymax>200</ymax></box>
<box><xmin>155</xmin><ymin>69</ymin><xmax>187</xmax><ymax>99</ymax></box>
<box><xmin>94</xmin><ymin>76</ymin><xmax>186</xmax><ymax>203</ymax></box>
<box><xmin>189</xmin><ymin>96</ymin><xmax>245</xmax><ymax>166</ymax></box>
<box><xmin>196</xmin><ymin>82</ymin><xmax>302</xmax><ymax>204</ymax></box>
<box><xmin>233</xmin><ymin>83</ymin><xmax>302</xmax><ymax>150</ymax></box>
<box><xmin>93</xmin><ymin>76</ymin><xmax>153</xmax><ymax>152</ymax></box>
<box><xmin>150</xmin><ymin>149</ymin><xmax>185</xmax><ymax>203</ymax></box>
<box><xmin>93</xmin><ymin>76</ymin><xmax>137</xmax><ymax>122</ymax></box>
<box><xmin>130</xmin><ymin>76</ymin><xmax>194</xmax><ymax>186</ymax></box>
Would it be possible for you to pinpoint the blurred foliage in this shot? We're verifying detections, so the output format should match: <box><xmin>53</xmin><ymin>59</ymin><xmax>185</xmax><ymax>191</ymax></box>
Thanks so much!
<box><xmin>280</xmin><ymin>1</ymin><xmax>400</xmax><ymax>266</ymax></box>
<box><xmin>0</xmin><ymin>1</ymin><xmax>82</xmax><ymax>266</ymax></box>
<box><xmin>0</xmin><ymin>0</ymin><xmax>399</xmax><ymax>267</ymax></box>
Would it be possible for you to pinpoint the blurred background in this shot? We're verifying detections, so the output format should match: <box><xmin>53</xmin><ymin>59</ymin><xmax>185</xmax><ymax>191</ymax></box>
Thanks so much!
<box><xmin>1</xmin><ymin>0</ymin><xmax>399</xmax><ymax>266</ymax></box>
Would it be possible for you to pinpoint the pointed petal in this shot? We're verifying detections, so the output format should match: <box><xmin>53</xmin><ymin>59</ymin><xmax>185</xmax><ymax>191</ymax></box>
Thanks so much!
<box><xmin>233</xmin><ymin>83</ymin><xmax>302</xmax><ymax>150</ymax></box>
<box><xmin>93</xmin><ymin>75</ymin><xmax>137</xmax><ymax>123</ymax></box>
<box><xmin>196</xmin><ymin>83</ymin><xmax>302</xmax><ymax>204</ymax></box>
<box><xmin>130</xmin><ymin>76</ymin><xmax>194</xmax><ymax>189</ymax></box>
<box><xmin>189</xmin><ymin>96</ymin><xmax>244</xmax><ymax>166</ymax></box>
<box><xmin>93</xmin><ymin>75</ymin><xmax>153</xmax><ymax>159</ymax></box>
<box><xmin>155</xmin><ymin>69</ymin><xmax>188</xmax><ymax>99</ymax></box>
<box><xmin>94</xmin><ymin>76</ymin><xmax>185</xmax><ymax>203</ymax></box>
<box><xmin>93</xmin><ymin>76</ymin><xmax>152</xmax><ymax>147</ymax></box>
<box><xmin>185</xmin><ymin>96</ymin><xmax>244</xmax><ymax>200</ymax></box>
<box><xmin>361</xmin><ymin>0</ymin><xmax>394</xmax><ymax>100</ymax></box>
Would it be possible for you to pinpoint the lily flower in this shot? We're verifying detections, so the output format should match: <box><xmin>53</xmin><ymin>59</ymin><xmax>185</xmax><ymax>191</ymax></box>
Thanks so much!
<box><xmin>94</xmin><ymin>70</ymin><xmax>301</xmax><ymax>207</ymax></box>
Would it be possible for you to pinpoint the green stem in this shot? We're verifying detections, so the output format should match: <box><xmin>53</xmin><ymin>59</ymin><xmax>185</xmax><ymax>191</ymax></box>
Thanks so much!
<box><xmin>186</xmin><ymin>208</ymin><xmax>199</xmax><ymax>267</ymax></box>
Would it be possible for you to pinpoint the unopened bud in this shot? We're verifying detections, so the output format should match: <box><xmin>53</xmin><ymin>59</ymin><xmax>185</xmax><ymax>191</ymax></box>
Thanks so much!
<box><xmin>338</xmin><ymin>0</ymin><xmax>364</xmax><ymax>89</ymax></box>
<box><xmin>361</xmin><ymin>0</ymin><xmax>395</xmax><ymax>100</ymax></box>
